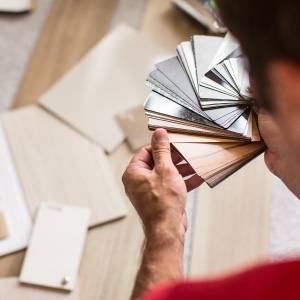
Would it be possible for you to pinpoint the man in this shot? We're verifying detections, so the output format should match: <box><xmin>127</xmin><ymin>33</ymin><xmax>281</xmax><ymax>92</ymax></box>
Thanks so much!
<box><xmin>122</xmin><ymin>0</ymin><xmax>300</xmax><ymax>298</ymax></box>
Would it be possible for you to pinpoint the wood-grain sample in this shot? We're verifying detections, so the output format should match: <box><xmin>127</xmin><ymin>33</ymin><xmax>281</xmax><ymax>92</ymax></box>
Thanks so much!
<box><xmin>172</xmin><ymin>141</ymin><xmax>266</xmax><ymax>177</ymax></box>
<box><xmin>1</xmin><ymin>105</ymin><xmax>127</xmax><ymax>227</ymax></box>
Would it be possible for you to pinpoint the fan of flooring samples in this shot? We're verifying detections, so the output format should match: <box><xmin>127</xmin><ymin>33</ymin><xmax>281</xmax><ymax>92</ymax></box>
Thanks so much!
<box><xmin>144</xmin><ymin>33</ymin><xmax>266</xmax><ymax>188</ymax></box>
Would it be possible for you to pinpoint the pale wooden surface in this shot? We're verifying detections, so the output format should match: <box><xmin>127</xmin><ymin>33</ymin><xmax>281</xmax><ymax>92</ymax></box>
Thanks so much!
<box><xmin>140</xmin><ymin>0</ymin><xmax>209</xmax><ymax>52</ymax></box>
<box><xmin>1</xmin><ymin>105</ymin><xmax>127</xmax><ymax>227</ymax></box>
<box><xmin>0</xmin><ymin>0</ymin><xmax>272</xmax><ymax>299</ymax></box>
<box><xmin>13</xmin><ymin>0</ymin><xmax>120</xmax><ymax>108</ymax></box>
<box><xmin>38</xmin><ymin>24</ymin><xmax>170</xmax><ymax>153</ymax></box>
<box><xmin>190</xmin><ymin>155</ymin><xmax>271</xmax><ymax>278</ymax></box>
<box><xmin>0</xmin><ymin>277</ymin><xmax>79</xmax><ymax>300</ymax></box>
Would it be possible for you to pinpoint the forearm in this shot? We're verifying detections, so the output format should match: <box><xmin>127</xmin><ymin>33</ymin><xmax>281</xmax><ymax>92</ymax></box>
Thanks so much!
<box><xmin>131</xmin><ymin>226</ymin><xmax>185</xmax><ymax>299</ymax></box>
<box><xmin>122</xmin><ymin>129</ymin><xmax>197</xmax><ymax>299</ymax></box>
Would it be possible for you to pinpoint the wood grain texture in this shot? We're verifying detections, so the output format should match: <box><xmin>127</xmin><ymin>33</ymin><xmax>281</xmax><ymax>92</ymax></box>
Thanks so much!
<box><xmin>190</xmin><ymin>155</ymin><xmax>271</xmax><ymax>278</ymax></box>
<box><xmin>13</xmin><ymin>0</ymin><xmax>120</xmax><ymax>108</ymax></box>
<box><xmin>1</xmin><ymin>105</ymin><xmax>127</xmax><ymax>227</ymax></box>
<box><xmin>0</xmin><ymin>277</ymin><xmax>79</xmax><ymax>300</ymax></box>
<box><xmin>0</xmin><ymin>251</ymin><xmax>25</xmax><ymax>277</ymax></box>
<box><xmin>78</xmin><ymin>143</ymin><xmax>144</xmax><ymax>300</ymax></box>
<box><xmin>172</xmin><ymin>141</ymin><xmax>266</xmax><ymax>176</ymax></box>
<box><xmin>38</xmin><ymin>24</ymin><xmax>170</xmax><ymax>153</ymax></box>
<box><xmin>140</xmin><ymin>0</ymin><xmax>209</xmax><ymax>53</ymax></box>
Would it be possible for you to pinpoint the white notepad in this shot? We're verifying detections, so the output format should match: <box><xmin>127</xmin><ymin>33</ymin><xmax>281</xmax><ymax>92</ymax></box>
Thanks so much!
<box><xmin>0</xmin><ymin>122</ymin><xmax>32</xmax><ymax>257</ymax></box>
<box><xmin>20</xmin><ymin>202</ymin><xmax>90</xmax><ymax>291</ymax></box>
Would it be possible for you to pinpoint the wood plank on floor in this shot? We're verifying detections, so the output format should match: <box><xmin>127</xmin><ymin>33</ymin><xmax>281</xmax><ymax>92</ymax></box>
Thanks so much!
<box><xmin>190</xmin><ymin>155</ymin><xmax>271</xmax><ymax>278</ymax></box>
<box><xmin>13</xmin><ymin>0</ymin><xmax>120</xmax><ymax>108</ymax></box>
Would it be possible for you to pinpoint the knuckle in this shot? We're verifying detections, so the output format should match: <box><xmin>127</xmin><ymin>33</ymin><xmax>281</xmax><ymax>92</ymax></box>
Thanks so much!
<box><xmin>122</xmin><ymin>170</ymin><xmax>128</xmax><ymax>187</ymax></box>
<box><xmin>125</xmin><ymin>166</ymin><xmax>137</xmax><ymax>178</ymax></box>
<box><xmin>121</xmin><ymin>171</ymin><xmax>127</xmax><ymax>185</ymax></box>
<box><xmin>122</xmin><ymin>166</ymin><xmax>134</xmax><ymax>185</ymax></box>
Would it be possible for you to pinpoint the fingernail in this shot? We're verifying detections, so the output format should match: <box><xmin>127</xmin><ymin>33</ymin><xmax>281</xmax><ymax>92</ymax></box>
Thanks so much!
<box><xmin>153</xmin><ymin>129</ymin><xmax>168</xmax><ymax>142</ymax></box>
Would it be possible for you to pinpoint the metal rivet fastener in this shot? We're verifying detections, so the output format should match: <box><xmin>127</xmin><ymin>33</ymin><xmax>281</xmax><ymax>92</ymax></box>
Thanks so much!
<box><xmin>62</xmin><ymin>276</ymin><xmax>71</xmax><ymax>285</ymax></box>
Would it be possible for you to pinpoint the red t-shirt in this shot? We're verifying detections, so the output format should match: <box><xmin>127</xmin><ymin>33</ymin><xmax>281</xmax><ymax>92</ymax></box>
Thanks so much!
<box><xmin>138</xmin><ymin>259</ymin><xmax>300</xmax><ymax>300</ymax></box>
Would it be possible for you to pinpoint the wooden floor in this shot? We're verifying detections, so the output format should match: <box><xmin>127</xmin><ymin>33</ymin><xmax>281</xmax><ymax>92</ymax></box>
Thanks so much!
<box><xmin>190</xmin><ymin>155</ymin><xmax>271</xmax><ymax>278</ymax></box>
<box><xmin>1</xmin><ymin>0</ymin><xmax>272</xmax><ymax>299</ymax></box>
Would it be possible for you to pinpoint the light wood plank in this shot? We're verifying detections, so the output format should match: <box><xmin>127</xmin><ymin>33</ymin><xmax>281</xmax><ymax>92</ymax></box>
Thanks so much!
<box><xmin>0</xmin><ymin>251</ymin><xmax>25</xmax><ymax>277</ymax></box>
<box><xmin>190</xmin><ymin>155</ymin><xmax>271</xmax><ymax>278</ymax></box>
<box><xmin>2</xmin><ymin>105</ymin><xmax>127</xmax><ymax>227</ymax></box>
<box><xmin>0</xmin><ymin>277</ymin><xmax>79</xmax><ymax>300</ymax></box>
<box><xmin>13</xmin><ymin>0</ymin><xmax>120</xmax><ymax>108</ymax></box>
<box><xmin>38</xmin><ymin>24</ymin><xmax>170</xmax><ymax>153</ymax></box>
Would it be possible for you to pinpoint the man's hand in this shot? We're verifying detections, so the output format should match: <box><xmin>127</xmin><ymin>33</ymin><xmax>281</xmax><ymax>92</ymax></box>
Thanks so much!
<box><xmin>259</xmin><ymin>110</ymin><xmax>300</xmax><ymax>199</ymax></box>
<box><xmin>122</xmin><ymin>128</ymin><xmax>203</xmax><ymax>299</ymax></box>
<box><xmin>123</xmin><ymin>128</ymin><xmax>203</xmax><ymax>237</ymax></box>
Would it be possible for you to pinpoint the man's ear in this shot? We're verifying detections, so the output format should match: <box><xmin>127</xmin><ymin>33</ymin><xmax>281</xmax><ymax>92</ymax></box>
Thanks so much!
<box><xmin>267</xmin><ymin>61</ymin><xmax>300</xmax><ymax>152</ymax></box>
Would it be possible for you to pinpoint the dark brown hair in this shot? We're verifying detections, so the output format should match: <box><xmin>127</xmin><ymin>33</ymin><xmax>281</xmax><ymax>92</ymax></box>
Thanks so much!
<box><xmin>215</xmin><ymin>0</ymin><xmax>300</xmax><ymax>109</ymax></box>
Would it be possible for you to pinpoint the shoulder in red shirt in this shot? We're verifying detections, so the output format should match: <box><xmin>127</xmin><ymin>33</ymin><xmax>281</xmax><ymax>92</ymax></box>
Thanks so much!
<box><xmin>138</xmin><ymin>259</ymin><xmax>300</xmax><ymax>300</ymax></box>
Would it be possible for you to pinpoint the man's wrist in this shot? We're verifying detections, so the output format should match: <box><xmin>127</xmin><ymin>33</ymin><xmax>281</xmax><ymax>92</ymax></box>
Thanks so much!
<box><xmin>145</xmin><ymin>221</ymin><xmax>186</xmax><ymax>247</ymax></box>
<box><xmin>131</xmin><ymin>225</ymin><xmax>185</xmax><ymax>299</ymax></box>
<box><xmin>142</xmin><ymin>224</ymin><xmax>185</xmax><ymax>283</ymax></box>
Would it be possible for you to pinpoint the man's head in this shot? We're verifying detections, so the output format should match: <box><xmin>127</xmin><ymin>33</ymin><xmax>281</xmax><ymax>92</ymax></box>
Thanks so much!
<box><xmin>216</xmin><ymin>0</ymin><xmax>300</xmax><ymax>155</ymax></box>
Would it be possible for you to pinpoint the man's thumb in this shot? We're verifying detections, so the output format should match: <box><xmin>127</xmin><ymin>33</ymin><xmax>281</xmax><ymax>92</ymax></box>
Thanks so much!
<box><xmin>151</xmin><ymin>129</ymin><xmax>172</xmax><ymax>166</ymax></box>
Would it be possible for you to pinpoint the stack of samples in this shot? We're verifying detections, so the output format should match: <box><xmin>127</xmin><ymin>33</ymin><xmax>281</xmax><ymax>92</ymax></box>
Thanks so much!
<box><xmin>144</xmin><ymin>34</ymin><xmax>266</xmax><ymax>187</ymax></box>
